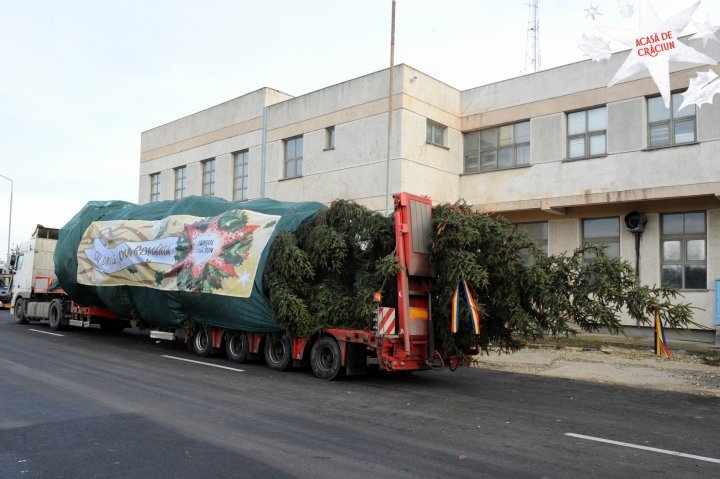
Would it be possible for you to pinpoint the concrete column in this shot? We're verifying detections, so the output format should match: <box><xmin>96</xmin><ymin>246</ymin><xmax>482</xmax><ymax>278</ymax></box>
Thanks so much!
<box><xmin>548</xmin><ymin>219</ymin><xmax>579</xmax><ymax>256</ymax></box>
<box><xmin>248</xmin><ymin>147</ymin><xmax>261</xmax><ymax>200</ymax></box>
<box><xmin>530</xmin><ymin>114</ymin><xmax>563</xmax><ymax>164</ymax></box>
<box><xmin>186</xmin><ymin>162</ymin><xmax>203</xmax><ymax>197</ymax></box>
<box><xmin>160</xmin><ymin>169</ymin><xmax>174</xmax><ymax>201</ymax></box>
<box><xmin>138</xmin><ymin>175</ymin><xmax>150</xmax><ymax>204</ymax></box>
<box><xmin>215</xmin><ymin>153</ymin><xmax>234</xmax><ymax>201</ymax></box>
<box><xmin>607</xmin><ymin>98</ymin><xmax>643</xmax><ymax>154</ymax></box>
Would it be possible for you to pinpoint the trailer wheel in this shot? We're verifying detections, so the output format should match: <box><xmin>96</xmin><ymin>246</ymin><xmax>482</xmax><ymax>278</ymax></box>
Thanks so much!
<box><xmin>264</xmin><ymin>335</ymin><xmax>292</xmax><ymax>371</ymax></box>
<box><xmin>14</xmin><ymin>298</ymin><xmax>28</xmax><ymax>325</ymax></box>
<box><xmin>48</xmin><ymin>301</ymin><xmax>64</xmax><ymax>331</ymax></box>
<box><xmin>310</xmin><ymin>336</ymin><xmax>344</xmax><ymax>380</ymax></box>
<box><xmin>225</xmin><ymin>331</ymin><xmax>249</xmax><ymax>363</ymax></box>
<box><xmin>192</xmin><ymin>329</ymin><xmax>212</xmax><ymax>357</ymax></box>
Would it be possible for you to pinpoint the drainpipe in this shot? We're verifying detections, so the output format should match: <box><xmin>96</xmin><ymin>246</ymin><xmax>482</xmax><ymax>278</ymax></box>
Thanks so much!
<box><xmin>260</xmin><ymin>106</ymin><xmax>268</xmax><ymax>199</ymax></box>
<box><xmin>624</xmin><ymin>211</ymin><xmax>647</xmax><ymax>327</ymax></box>
<box><xmin>715</xmin><ymin>279</ymin><xmax>720</xmax><ymax>346</ymax></box>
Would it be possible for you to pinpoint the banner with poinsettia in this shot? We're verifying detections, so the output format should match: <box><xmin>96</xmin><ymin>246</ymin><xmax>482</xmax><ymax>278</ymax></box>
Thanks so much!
<box><xmin>77</xmin><ymin>209</ymin><xmax>280</xmax><ymax>297</ymax></box>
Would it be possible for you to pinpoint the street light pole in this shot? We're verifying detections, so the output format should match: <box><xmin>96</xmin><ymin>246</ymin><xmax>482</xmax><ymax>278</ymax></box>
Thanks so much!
<box><xmin>0</xmin><ymin>174</ymin><xmax>13</xmax><ymax>272</ymax></box>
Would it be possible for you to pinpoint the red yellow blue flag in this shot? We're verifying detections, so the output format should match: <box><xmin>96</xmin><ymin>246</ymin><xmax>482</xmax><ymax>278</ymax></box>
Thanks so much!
<box><xmin>654</xmin><ymin>308</ymin><xmax>671</xmax><ymax>358</ymax></box>
<box><xmin>451</xmin><ymin>284</ymin><xmax>461</xmax><ymax>333</ymax></box>
<box><xmin>451</xmin><ymin>279</ymin><xmax>481</xmax><ymax>335</ymax></box>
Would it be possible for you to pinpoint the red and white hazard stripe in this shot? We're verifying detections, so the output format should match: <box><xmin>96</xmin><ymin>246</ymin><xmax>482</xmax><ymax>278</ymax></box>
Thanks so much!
<box><xmin>377</xmin><ymin>307</ymin><xmax>396</xmax><ymax>335</ymax></box>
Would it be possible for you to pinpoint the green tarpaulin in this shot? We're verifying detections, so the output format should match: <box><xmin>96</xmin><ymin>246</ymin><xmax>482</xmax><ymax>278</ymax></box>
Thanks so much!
<box><xmin>55</xmin><ymin>196</ymin><xmax>325</xmax><ymax>332</ymax></box>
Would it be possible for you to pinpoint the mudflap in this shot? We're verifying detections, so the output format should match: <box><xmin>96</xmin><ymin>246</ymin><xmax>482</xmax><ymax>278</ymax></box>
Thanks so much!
<box><xmin>293</xmin><ymin>357</ymin><xmax>309</xmax><ymax>368</ymax></box>
<box><xmin>345</xmin><ymin>343</ymin><xmax>368</xmax><ymax>376</ymax></box>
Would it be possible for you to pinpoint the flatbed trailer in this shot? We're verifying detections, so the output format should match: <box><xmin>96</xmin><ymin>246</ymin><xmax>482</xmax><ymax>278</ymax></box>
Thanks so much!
<box><xmin>13</xmin><ymin>194</ymin><xmax>474</xmax><ymax>379</ymax></box>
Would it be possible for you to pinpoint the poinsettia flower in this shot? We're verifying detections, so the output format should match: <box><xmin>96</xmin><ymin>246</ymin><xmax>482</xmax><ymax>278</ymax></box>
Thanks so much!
<box><xmin>167</xmin><ymin>215</ymin><xmax>259</xmax><ymax>280</ymax></box>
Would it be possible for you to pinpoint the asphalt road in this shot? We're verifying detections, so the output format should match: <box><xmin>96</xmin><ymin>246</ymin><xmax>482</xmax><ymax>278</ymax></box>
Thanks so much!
<box><xmin>1</xmin><ymin>309</ymin><xmax>719</xmax><ymax>479</ymax></box>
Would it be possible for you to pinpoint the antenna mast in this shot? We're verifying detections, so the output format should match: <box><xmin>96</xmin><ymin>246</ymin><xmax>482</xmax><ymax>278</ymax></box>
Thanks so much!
<box><xmin>524</xmin><ymin>0</ymin><xmax>540</xmax><ymax>73</ymax></box>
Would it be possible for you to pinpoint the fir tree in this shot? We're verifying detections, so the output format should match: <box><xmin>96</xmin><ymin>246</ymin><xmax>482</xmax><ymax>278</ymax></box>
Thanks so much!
<box><xmin>263</xmin><ymin>199</ymin><xmax>694</xmax><ymax>355</ymax></box>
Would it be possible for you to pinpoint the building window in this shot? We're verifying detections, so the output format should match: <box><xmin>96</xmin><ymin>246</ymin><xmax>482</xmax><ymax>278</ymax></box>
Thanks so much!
<box><xmin>661</xmin><ymin>212</ymin><xmax>706</xmax><ymax>290</ymax></box>
<box><xmin>325</xmin><ymin>126</ymin><xmax>335</xmax><ymax>150</ymax></box>
<box><xmin>463</xmin><ymin>121</ymin><xmax>530</xmax><ymax>173</ymax></box>
<box><xmin>202</xmin><ymin>159</ymin><xmax>215</xmax><ymax>196</ymax></box>
<box><xmin>233</xmin><ymin>150</ymin><xmax>249</xmax><ymax>202</ymax></box>
<box><xmin>426</xmin><ymin>121</ymin><xmax>447</xmax><ymax>147</ymax></box>
<box><xmin>567</xmin><ymin>106</ymin><xmax>606</xmax><ymax>159</ymax></box>
<box><xmin>582</xmin><ymin>217</ymin><xmax>620</xmax><ymax>261</ymax></box>
<box><xmin>516</xmin><ymin>222</ymin><xmax>548</xmax><ymax>265</ymax></box>
<box><xmin>174</xmin><ymin>166</ymin><xmax>186</xmax><ymax>200</ymax></box>
<box><xmin>648</xmin><ymin>92</ymin><xmax>696</xmax><ymax>148</ymax></box>
<box><xmin>150</xmin><ymin>173</ymin><xmax>160</xmax><ymax>203</ymax></box>
<box><xmin>284</xmin><ymin>136</ymin><xmax>303</xmax><ymax>179</ymax></box>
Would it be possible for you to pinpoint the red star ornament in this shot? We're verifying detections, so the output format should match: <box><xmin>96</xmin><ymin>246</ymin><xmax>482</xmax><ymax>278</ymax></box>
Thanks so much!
<box><xmin>167</xmin><ymin>218</ymin><xmax>259</xmax><ymax>279</ymax></box>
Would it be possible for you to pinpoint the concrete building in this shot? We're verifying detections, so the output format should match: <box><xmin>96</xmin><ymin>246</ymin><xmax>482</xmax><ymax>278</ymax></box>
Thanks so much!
<box><xmin>139</xmin><ymin>39</ymin><xmax>720</xmax><ymax>342</ymax></box>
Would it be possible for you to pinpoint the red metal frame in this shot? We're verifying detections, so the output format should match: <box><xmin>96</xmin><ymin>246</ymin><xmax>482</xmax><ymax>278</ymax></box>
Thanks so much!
<box><xmin>211</xmin><ymin>329</ymin><xmax>225</xmax><ymax>349</ymax></box>
<box><xmin>248</xmin><ymin>332</ymin><xmax>263</xmax><ymax>354</ymax></box>
<box><xmin>393</xmin><ymin>193</ymin><xmax>433</xmax><ymax>357</ymax></box>
<box><xmin>71</xmin><ymin>302</ymin><xmax>121</xmax><ymax>321</ymax></box>
<box><xmin>292</xmin><ymin>336</ymin><xmax>310</xmax><ymax>360</ymax></box>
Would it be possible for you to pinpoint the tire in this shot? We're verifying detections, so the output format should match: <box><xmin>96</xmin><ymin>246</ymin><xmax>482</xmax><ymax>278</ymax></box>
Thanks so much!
<box><xmin>14</xmin><ymin>298</ymin><xmax>28</xmax><ymax>325</ymax></box>
<box><xmin>264</xmin><ymin>335</ymin><xmax>292</xmax><ymax>371</ymax></box>
<box><xmin>48</xmin><ymin>301</ymin><xmax>64</xmax><ymax>331</ymax></box>
<box><xmin>100</xmin><ymin>320</ymin><xmax>126</xmax><ymax>333</ymax></box>
<box><xmin>225</xmin><ymin>331</ymin><xmax>249</xmax><ymax>363</ymax></box>
<box><xmin>192</xmin><ymin>329</ymin><xmax>212</xmax><ymax>357</ymax></box>
<box><xmin>310</xmin><ymin>336</ymin><xmax>345</xmax><ymax>380</ymax></box>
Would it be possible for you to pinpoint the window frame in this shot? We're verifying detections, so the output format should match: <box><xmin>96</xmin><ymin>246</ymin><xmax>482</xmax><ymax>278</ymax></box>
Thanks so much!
<box><xmin>233</xmin><ymin>150</ymin><xmax>249</xmax><ymax>202</ymax></box>
<box><xmin>647</xmin><ymin>92</ymin><xmax>696</xmax><ymax>149</ymax></box>
<box><xmin>174</xmin><ymin>166</ymin><xmax>186</xmax><ymax>200</ymax></box>
<box><xmin>284</xmin><ymin>136</ymin><xmax>303</xmax><ymax>179</ymax></box>
<box><xmin>201</xmin><ymin>158</ymin><xmax>216</xmax><ymax>197</ymax></box>
<box><xmin>463</xmin><ymin>120</ymin><xmax>531</xmax><ymax>173</ymax></box>
<box><xmin>325</xmin><ymin>126</ymin><xmax>335</xmax><ymax>150</ymax></box>
<box><xmin>426</xmin><ymin>121</ymin><xmax>447</xmax><ymax>147</ymax></box>
<box><xmin>567</xmin><ymin>106</ymin><xmax>607</xmax><ymax>160</ymax></box>
<box><xmin>515</xmin><ymin>221</ymin><xmax>548</xmax><ymax>265</ymax></box>
<box><xmin>15</xmin><ymin>253</ymin><xmax>24</xmax><ymax>272</ymax></box>
<box><xmin>582</xmin><ymin>217</ymin><xmax>621</xmax><ymax>261</ymax></box>
<box><xmin>660</xmin><ymin>211</ymin><xmax>707</xmax><ymax>290</ymax></box>
<box><xmin>149</xmin><ymin>173</ymin><xmax>160</xmax><ymax>203</ymax></box>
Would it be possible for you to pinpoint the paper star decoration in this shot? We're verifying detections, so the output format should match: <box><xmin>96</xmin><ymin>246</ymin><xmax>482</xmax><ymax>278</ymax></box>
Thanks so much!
<box><xmin>618</xmin><ymin>0</ymin><xmax>635</xmax><ymax>18</ymax></box>
<box><xmin>598</xmin><ymin>0</ymin><xmax>717</xmax><ymax>107</ymax></box>
<box><xmin>578</xmin><ymin>34</ymin><xmax>613</xmax><ymax>62</ymax></box>
<box><xmin>690</xmin><ymin>15</ymin><xmax>720</xmax><ymax>48</ymax></box>
<box><xmin>679</xmin><ymin>69</ymin><xmax>720</xmax><ymax>110</ymax></box>
<box><xmin>585</xmin><ymin>4</ymin><xmax>602</xmax><ymax>20</ymax></box>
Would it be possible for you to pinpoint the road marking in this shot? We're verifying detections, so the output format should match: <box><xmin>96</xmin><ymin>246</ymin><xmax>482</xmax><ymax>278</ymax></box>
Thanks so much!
<box><xmin>161</xmin><ymin>355</ymin><xmax>245</xmax><ymax>372</ymax></box>
<box><xmin>565</xmin><ymin>433</ymin><xmax>720</xmax><ymax>464</ymax></box>
<box><xmin>29</xmin><ymin>329</ymin><xmax>64</xmax><ymax>337</ymax></box>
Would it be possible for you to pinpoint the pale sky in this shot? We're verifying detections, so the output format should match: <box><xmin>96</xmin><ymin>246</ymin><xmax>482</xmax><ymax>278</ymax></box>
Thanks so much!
<box><xmin>0</xmin><ymin>0</ymin><xmax>717</xmax><ymax>263</ymax></box>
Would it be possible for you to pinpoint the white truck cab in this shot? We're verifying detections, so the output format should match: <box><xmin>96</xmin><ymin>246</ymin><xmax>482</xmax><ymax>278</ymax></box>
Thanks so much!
<box><xmin>11</xmin><ymin>225</ymin><xmax>59</xmax><ymax>319</ymax></box>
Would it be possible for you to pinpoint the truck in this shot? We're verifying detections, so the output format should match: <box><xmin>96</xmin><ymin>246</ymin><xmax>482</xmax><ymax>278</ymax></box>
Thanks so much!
<box><xmin>11</xmin><ymin>193</ymin><xmax>472</xmax><ymax>380</ymax></box>
<box><xmin>11</xmin><ymin>225</ymin><xmax>131</xmax><ymax>332</ymax></box>
<box><xmin>0</xmin><ymin>273</ymin><xmax>12</xmax><ymax>309</ymax></box>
